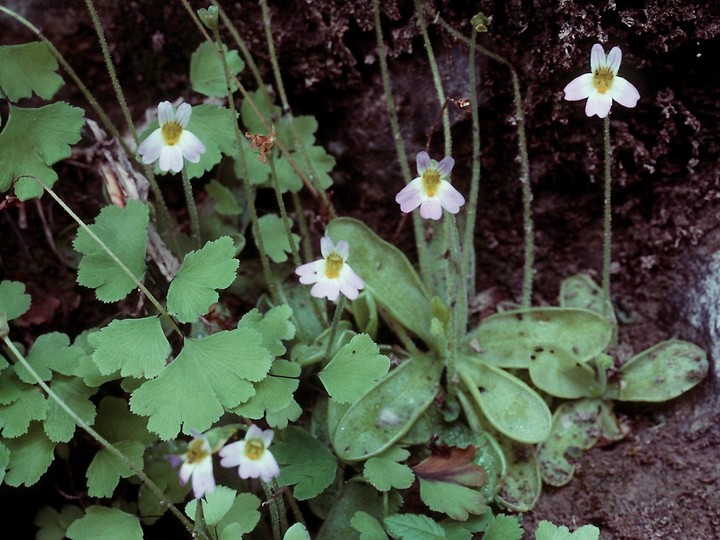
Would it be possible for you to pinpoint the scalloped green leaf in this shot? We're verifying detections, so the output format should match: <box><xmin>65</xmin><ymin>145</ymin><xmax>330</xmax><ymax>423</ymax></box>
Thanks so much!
<box><xmin>332</xmin><ymin>354</ymin><xmax>442</xmax><ymax>461</ymax></box>
<box><xmin>320</xmin><ymin>334</ymin><xmax>390</xmax><ymax>404</ymax></box>
<box><xmin>93</xmin><ymin>396</ymin><xmax>156</xmax><ymax>445</ymax></box>
<box><xmin>483</xmin><ymin>514</ymin><xmax>523</xmax><ymax>540</ymax></box>
<box><xmin>460</xmin><ymin>363</ymin><xmax>551</xmax><ymax>444</ymax></box>
<box><xmin>258</xmin><ymin>213</ymin><xmax>301</xmax><ymax>263</ymax></box>
<box><xmin>231</xmin><ymin>359</ymin><xmax>300</xmax><ymax>423</ymax></box>
<box><xmin>363</xmin><ymin>446</ymin><xmax>414</xmax><ymax>492</ymax></box>
<box><xmin>34</xmin><ymin>505</ymin><xmax>84</xmax><ymax>540</ymax></box>
<box><xmin>216</xmin><ymin>491</ymin><xmax>262</xmax><ymax>535</ymax></box>
<box><xmin>86</xmin><ymin>439</ymin><xmax>144</xmax><ymax>498</ymax></box>
<box><xmin>0</xmin><ymin>441</ymin><xmax>8</xmax><ymax>484</ymax></box>
<box><xmin>535</xmin><ymin>520</ymin><xmax>600</xmax><ymax>540</ymax></box>
<box><xmin>463</xmin><ymin>308</ymin><xmax>612</xmax><ymax>368</ymax></box>
<box><xmin>0</xmin><ymin>280</ymin><xmax>31</xmax><ymax>321</ymax></box>
<box><xmin>130</xmin><ymin>327</ymin><xmax>270</xmax><ymax>439</ymax></box>
<box><xmin>351</xmin><ymin>511</ymin><xmax>389</xmax><ymax>540</ymax></box>
<box><xmin>607</xmin><ymin>340</ymin><xmax>708</xmax><ymax>402</ymax></box>
<box><xmin>44</xmin><ymin>376</ymin><xmax>96</xmax><ymax>442</ymax></box>
<box><xmin>4</xmin><ymin>422</ymin><xmax>56</xmax><ymax>487</ymax></box>
<box><xmin>73</xmin><ymin>201</ymin><xmax>148</xmax><ymax>302</ymax></box>
<box><xmin>190</xmin><ymin>41</ymin><xmax>244</xmax><ymax>97</ymax></box>
<box><xmin>273</xmin><ymin>144</ymin><xmax>335</xmax><ymax>193</ymax></box>
<box><xmin>274</xmin><ymin>426</ymin><xmax>337</xmax><ymax>500</ymax></box>
<box><xmin>284</xmin><ymin>523</ymin><xmax>312</xmax><ymax>540</ymax></box>
<box><xmin>15</xmin><ymin>332</ymin><xmax>82</xmax><ymax>384</ymax></box>
<box><xmin>206</xmin><ymin>179</ymin><xmax>243</xmax><ymax>215</ymax></box>
<box><xmin>66</xmin><ymin>506</ymin><xmax>142</xmax><ymax>540</ymax></box>
<box><xmin>327</xmin><ymin>218</ymin><xmax>433</xmax><ymax>346</ymax></box>
<box><xmin>528</xmin><ymin>346</ymin><xmax>601</xmax><ymax>399</ymax></box>
<box><xmin>89</xmin><ymin>317</ymin><xmax>171</xmax><ymax>378</ymax></box>
<box><xmin>0</xmin><ymin>385</ymin><xmax>47</xmax><ymax>438</ymax></box>
<box><xmin>0</xmin><ymin>102</ymin><xmax>85</xmax><ymax>200</ymax></box>
<box><xmin>167</xmin><ymin>236</ymin><xmax>239</xmax><ymax>323</ymax></box>
<box><xmin>186</xmin><ymin>485</ymin><xmax>235</xmax><ymax>524</ymax></box>
<box><xmin>384</xmin><ymin>514</ymin><xmax>445</xmax><ymax>540</ymax></box>
<box><xmin>0</xmin><ymin>42</ymin><xmax>64</xmax><ymax>101</ymax></box>
<box><xmin>237</xmin><ymin>305</ymin><xmax>296</xmax><ymax>357</ymax></box>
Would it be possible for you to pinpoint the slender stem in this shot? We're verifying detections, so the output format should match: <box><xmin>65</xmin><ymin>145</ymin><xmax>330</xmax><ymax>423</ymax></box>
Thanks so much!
<box><xmin>377</xmin><ymin>304</ymin><xmax>420</xmax><ymax>357</ymax></box>
<box><xmin>34</xmin><ymin>178</ymin><xmax>183</xmax><ymax>338</ymax></box>
<box><xmin>272</xmin><ymin>480</ymin><xmax>289</xmax><ymax>533</ymax></box>
<box><xmin>0</xmin><ymin>6</ymin><xmax>173</xmax><ymax>227</ymax></box>
<box><xmin>462</xmin><ymin>28</ymin><xmax>481</xmax><ymax>294</ymax></box>
<box><xmin>291</xmin><ymin>191</ymin><xmax>314</xmax><ymax>263</ymax></box>
<box><xmin>602</xmin><ymin>116</ymin><xmax>612</xmax><ymax>316</ymax></box>
<box><xmin>372</xmin><ymin>0</ymin><xmax>431</xmax><ymax>287</ymax></box>
<box><xmin>181</xmin><ymin>168</ymin><xmax>201</xmax><ymax>249</ymax></box>
<box><xmin>209</xmin><ymin>24</ymin><xmax>281</xmax><ymax>304</ymax></box>
<box><xmin>445</xmin><ymin>216</ymin><xmax>465</xmax><ymax>402</ymax></box>
<box><xmin>413</xmin><ymin>0</ymin><xmax>451</xmax><ymax>156</ymax></box>
<box><xmin>267</xmin><ymin>157</ymin><xmax>302</xmax><ymax>267</ymax></box>
<box><xmin>282</xmin><ymin>485</ymin><xmax>307</xmax><ymax>528</ymax></box>
<box><xmin>261</xmin><ymin>481</ymin><xmax>282</xmax><ymax>540</ymax></box>
<box><xmin>83</xmin><ymin>0</ymin><xmax>138</xmax><ymax>142</ymax></box>
<box><xmin>2</xmin><ymin>336</ymin><xmax>202</xmax><ymax>537</ymax></box>
<box><xmin>324</xmin><ymin>295</ymin><xmax>346</xmax><ymax>361</ymax></box>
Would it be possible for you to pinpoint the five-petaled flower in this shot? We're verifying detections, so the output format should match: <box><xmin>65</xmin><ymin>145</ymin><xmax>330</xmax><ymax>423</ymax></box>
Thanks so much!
<box><xmin>167</xmin><ymin>431</ymin><xmax>216</xmax><ymax>499</ymax></box>
<box><xmin>295</xmin><ymin>236</ymin><xmax>364</xmax><ymax>301</ymax></box>
<box><xmin>219</xmin><ymin>425</ymin><xmax>280</xmax><ymax>483</ymax></box>
<box><xmin>563</xmin><ymin>43</ymin><xmax>640</xmax><ymax>118</ymax></box>
<box><xmin>137</xmin><ymin>101</ymin><xmax>206</xmax><ymax>173</ymax></box>
<box><xmin>395</xmin><ymin>151</ymin><xmax>465</xmax><ymax>220</ymax></box>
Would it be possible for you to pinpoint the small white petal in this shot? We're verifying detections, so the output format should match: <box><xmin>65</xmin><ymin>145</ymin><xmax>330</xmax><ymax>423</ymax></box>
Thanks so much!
<box><xmin>178</xmin><ymin>131</ymin><xmax>206</xmax><ymax>163</ymax></box>
<box><xmin>340</xmin><ymin>281</ymin><xmax>360</xmax><ymax>300</ymax></box>
<box><xmin>159</xmin><ymin>146</ymin><xmax>184</xmax><ymax>173</ymax></box>
<box><xmin>416</xmin><ymin>151</ymin><xmax>431</xmax><ymax>174</ymax></box>
<box><xmin>191</xmin><ymin>458</ymin><xmax>216</xmax><ymax>499</ymax></box>
<box><xmin>610</xmin><ymin>76</ymin><xmax>640</xmax><ymax>108</ymax></box>
<box><xmin>157</xmin><ymin>101</ymin><xmax>174</xmax><ymax>125</ymax></box>
<box><xmin>311</xmin><ymin>280</ymin><xmax>340</xmax><ymax>301</ymax></box>
<box><xmin>419</xmin><ymin>199</ymin><xmax>443</xmax><ymax>220</ymax></box>
<box><xmin>175</xmin><ymin>103</ymin><xmax>192</xmax><ymax>127</ymax></box>
<box><xmin>341</xmin><ymin>266</ymin><xmax>365</xmax><ymax>290</ymax></box>
<box><xmin>335</xmin><ymin>240</ymin><xmax>350</xmax><ymax>260</ymax></box>
<box><xmin>257</xmin><ymin>451</ymin><xmax>280</xmax><ymax>482</ymax></box>
<box><xmin>258</xmin><ymin>428</ymin><xmax>274</xmax><ymax>448</ymax></box>
<box><xmin>138</xmin><ymin>129</ymin><xmax>164</xmax><ymax>164</ymax></box>
<box><xmin>395</xmin><ymin>180</ymin><xmax>423</xmax><ymax>213</ymax></box>
<box><xmin>179</xmin><ymin>462</ymin><xmax>193</xmax><ymax>485</ymax></box>
<box><xmin>438</xmin><ymin>182</ymin><xmax>465</xmax><ymax>214</ymax></box>
<box><xmin>563</xmin><ymin>73</ymin><xmax>594</xmax><ymax>101</ymax></box>
<box><xmin>296</xmin><ymin>260</ymin><xmax>324</xmax><ymax>283</ymax></box>
<box><xmin>590</xmin><ymin>43</ymin><xmax>605</xmax><ymax>72</ymax></box>
<box><xmin>239</xmin><ymin>460</ymin><xmax>261</xmax><ymax>480</ymax></box>
<box><xmin>435</xmin><ymin>156</ymin><xmax>455</xmax><ymax>178</ymax></box>
<box><xmin>320</xmin><ymin>236</ymin><xmax>334</xmax><ymax>258</ymax></box>
<box><xmin>585</xmin><ymin>92</ymin><xmax>613</xmax><ymax>118</ymax></box>
<box><xmin>219</xmin><ymin>440</ymin><xmax>245</xmax><ymax>467</ymax></box>
<box><xmin>607</xmin><ymin>47</ymin><xmax>622</xmax><ymax>75</ymax></box>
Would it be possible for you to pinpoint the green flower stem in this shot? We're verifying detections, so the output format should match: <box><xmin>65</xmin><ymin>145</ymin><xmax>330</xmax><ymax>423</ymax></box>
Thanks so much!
<box><xmin>414</xmin><ymin>0</ymin><xmax>451</xmax><ymax>156</ymax></box>
<box><xmin>180</xmin><ymin>0</ymin><xmax>330</xmax><ymax>214</ymax></box>
<box><xmin>291</xmin><ymin>191</ymin><xmax>314</xmax><ymax>264</ymax></box>
<box><xmin>258</xmin><ymin>0</ymin><xmax>335</xmax><ymax>217</ymax></box>
<box><xmin>84</xmin><ymin>0</ymin><xmax>138</xmax><ymax>142</ymax></box>
<box><xmin>267</xmin><ymin>156</ymin><xmax>302</xmax><ymax>267</ymax></box>
<box><xmin>210</xmin><ymin>25</ymin><xmax>282</xmax><ymax>305</ymax></box>
<box><xmin>193</xmin><ymin>499</ymin><xmax>209</xmax><ymax>538</ymax></box>
<box><xmin>181</xmin><ymin>168</ymin><xmax>201</xmax><ymax>250</ymax></box>
<box><xmin>0</xmin><ymin>6</ymin><xmax>173</xmax><ymax>229</ymax></box>
<box><xmin>428</xmin><ymin>7</ymin><xmax>535</xmax><ymax>307</ymax></box>
<box><xmin>602</xmin><ymin>116</ymin><xmax>612</xmax><ymax>317</ymax></box>
<box><xmin>372</xmin><ymin>0</ymin><xmax>432</xmax><ymax>288</ymax></box>
<box><xmin>462</xmin><ymin>28</ymin><xmax>481</xmax><ymax>293</ymax></box>
<box><xmin>272</xmin><ymin>480</ymin><xmax>289</xmax><ymax>533</ymax></box>
<box><xmin>35</xmin><ymin>178</ymin><xmax>183</xmax><ymax>338</ymax></box>
<box><xmin>2</xmin><ymin>336</ymin><xmax>203</xmax><ymax>538</ymax></box>
<box><xmin>261</xmin><ymin>481</ymin><xmax>283</xmax><ymax>540</ymax></box>
<box><xmin>281</xmin><ymin>484</ymin><xmax>307</xmax><ymax>529</ymax></box>
<box><xmin>324</xmin><ymin>295</ymin><xmax>346</xmax><ymax>361</ymax></box>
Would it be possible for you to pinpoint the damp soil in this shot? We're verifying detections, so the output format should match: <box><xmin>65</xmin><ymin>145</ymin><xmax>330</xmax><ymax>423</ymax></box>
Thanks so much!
<box><xmin>2</xmin><ymin>1</ymin><xmax>719</xmax><ymax>538</ymax></box>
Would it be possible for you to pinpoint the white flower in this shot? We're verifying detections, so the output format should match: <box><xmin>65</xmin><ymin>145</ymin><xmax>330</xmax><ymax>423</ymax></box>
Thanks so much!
<box><xmin>563</xmin><ymin>43</ymin><xmax>640</xmax><ymax>118</ymax></box>
<box><xmin>295</xmin><ymin>236</ymin><xmax>364</xmax><ymax>301</ymax></box>
<box><xmin>395</xmin><ymin>151</ymin><xmax>465</xmax><ymax>220</ymax></box>
<box><xmin>137</xmin><ymin>101</ymin><xmax>206</xmax><ymax>173</ymax></box>
<box><xmin>219</xmin><ymin>425</ymin><xmax>280</xmax><ymax>483</ymax></box>
<box><xmin>168</xmin><ymin>432</ymin><xmax>216</xmax><ymax>499</ymax></box>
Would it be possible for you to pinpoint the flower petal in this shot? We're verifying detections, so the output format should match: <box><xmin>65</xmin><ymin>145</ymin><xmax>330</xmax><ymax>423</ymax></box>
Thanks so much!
<box><xmin>257</xmin><ymin>451</ymin><xmax>280</xmax><ymax>482</ymax></box>
<box><xmin>179</xmin><ymin>462</ymin><xmax>193</xmax><ymax>485</ymax></box>
<box><xmin>419</xmin><ymin>199</ymin><xmax>443</xmax><ymax>220</ymax></box>
<box><xmin>311</xmin><ymin>279</ymin><xmax>340</xmax><ymax>301</ymax></box>
<box><xmin>563</xmin><ymin>73</ymin><xmax>594</xmax><ymax>101</ymax></box>
<box><xmin>296</xmin><ymin>260</ymin><xmax>324</xmax><ymax>283</ymax></box>
<box><xmin>590</xmin><ymin>43</ymin><xmax>605</xmax><ymax>72</ymax></box>
<box><xmin>416</xmin><ymin>151</ymin><xmax>431</xmax><ymax>174</ymax></box>
<box><xmin>175</xmin><ymin>103</ymin><xmax>192</xmax><ymax>127</ymax></box>
<box><xmin>157</xmin><ymin>101</ymin><xmax>174</xmax><ymax>125</ymax></box>
<box><xmin>258</xmin><ymin>428</ymin><xmax>274</xmax><ymax>447</ymax></box>
<box><xmin>335</xmin><ymin>240</ymin><xmax>350</xmax><ymax>260</ymax></box>
<box><xmin>436</xmin><ymin>156</ymin><xmax>455</xmax><ymax>178</ymax></box>
<box><xmin>610</xmin><ymin>76</ymin><xmax>640</xmax><ymax>108</ymax></box>
<box><xmin>395</xmin><ymin>180</ymin><xmax>423</xmax><ymax>213</ymax></box>
<box><xmin>320</xmin><ymin>236</ymin><xmax>334</xmax><ymax>258</ymax></box>
<box><xmin>438</xmin><ymin>182</ymin><xmax>466</xmax><ymax>214</ymax></box>
<box><xmin>341</xmin><ymin>266</ymin><xmax>365</xmax><ymax>291</ymax></box>
<box><xmin>607</xmin><ymin>47</ymin><xmax>622</xmax><ymax>75</ymax></box>
<box><xmin>159</xmin><ymin>146</ymin><xmax>184</xmax><ymax>173</ymax></box>
<box><xmin>585</xmin><ymin>92</ymin><xmax>613</xmax><ymax>118</ymax></box>
<box><xmin>137</xmin><ymin>129</ymin><xmax>164</xmax><ymax>164</ymax></box>
<box><xmin>191</xmin><ymin>458</ymin><xmax>216</xmax><ymax>499</ymax></box>
<box><xmin>219</xmin><ymin>440</ymin><xmax>245</xmax><ymax>468</ymax></box>
<box><xmin>178</xmin><ymin>131</ymin><xmax>206</xmax><ymax>163</ymax></box>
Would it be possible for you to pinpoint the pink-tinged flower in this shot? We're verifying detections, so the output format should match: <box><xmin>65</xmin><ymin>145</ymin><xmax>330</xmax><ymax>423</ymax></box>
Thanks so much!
<box><xmin>137</xmin><ymin>101</ymin><xmax>206</xmax><ymax>173</ymax></box>
<box><xmin>395</xmin><ymin>151</ymin><xmax>465</xmax><ymax>220</ymax></box>
<box><xmin>563</xmin><ymin>43</ymin><xmax>640</xmax><ymax>118</ymax></box>
<box><xmin>167</xmin><ymin>432</ymin><xmax>216</xmax><ymax>499</ymax></box>
<box><xmin>295</xmin><ymin>236</ymin><xmax>364</xmax><ymax>301</ymax></box>
<box><xmin>219</xmin><ymin>425</ymin><xmax>280</xmax><ymax>483</ymax></box>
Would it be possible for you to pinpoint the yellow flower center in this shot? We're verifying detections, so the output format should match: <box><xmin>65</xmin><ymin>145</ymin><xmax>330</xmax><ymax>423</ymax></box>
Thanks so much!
<box><xmin>161</xmin><ymin>121</ymin><xmax>183</xmax><ymax>145</ymax></box>
<box><xmin>325</xmin><ymin>253</ymin><xmax>344</xmax><ymax>279</ymax></box>
<box><xmin>592</xmin><ymin>67</ymin><xmax>614</xmax><ymax>94</ymax></box>
<box><xmin>186</xmin><ymin>439</ymin><xmax>209</xmax><ymax>464</ymax></box>
<box><xmin>422</xmin><ymin>169</ymin><xmax>441</xmax><ymax>197</ymax></box>
<box><xmin>244</xmin><ymin>438</ymin><xmax>265</xmax><ymax>461</ymax></box>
